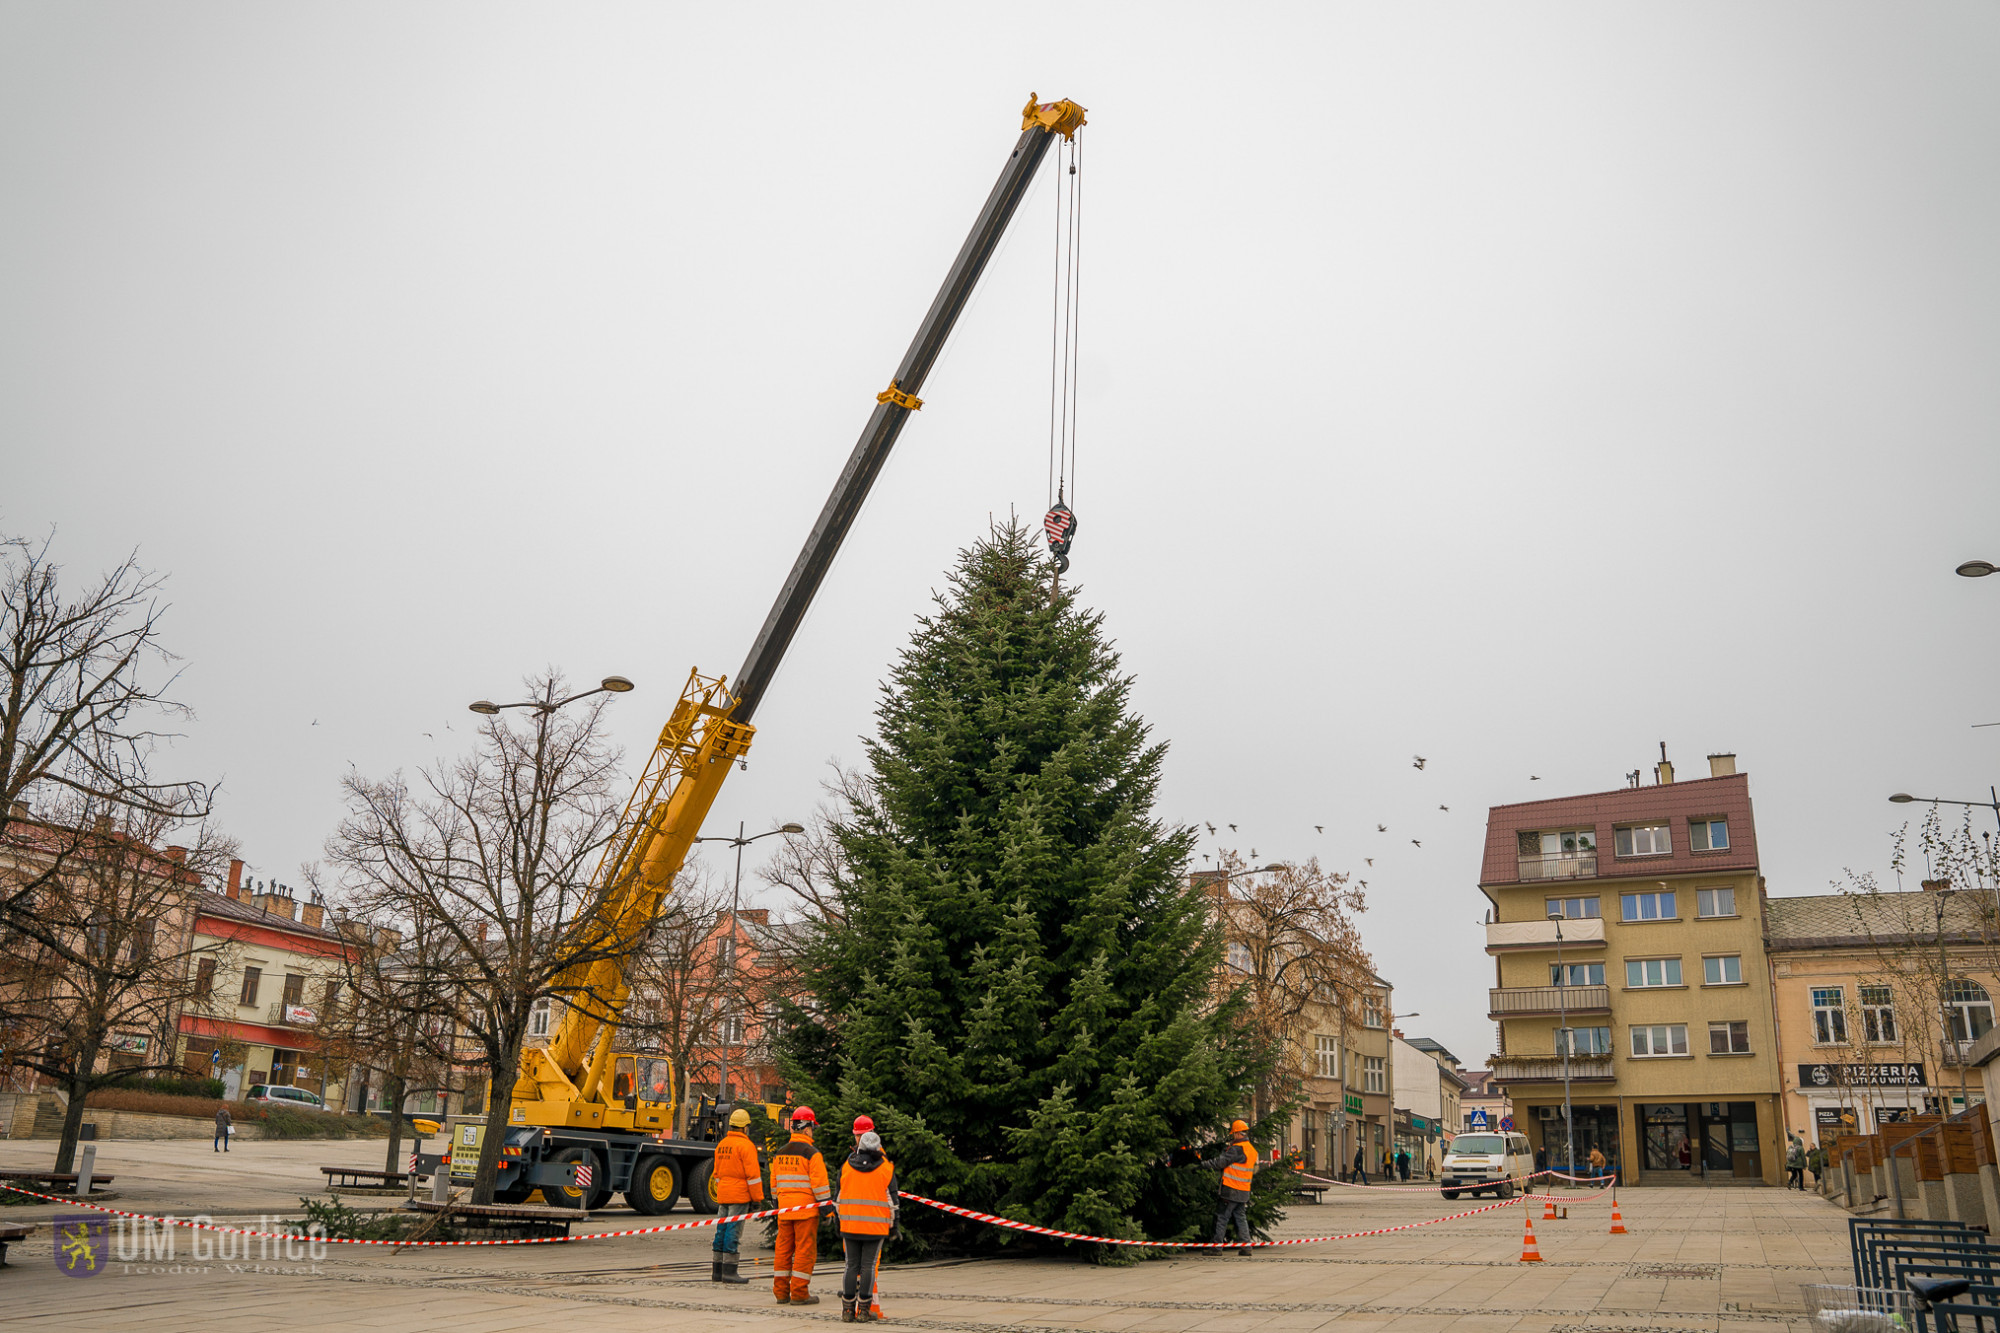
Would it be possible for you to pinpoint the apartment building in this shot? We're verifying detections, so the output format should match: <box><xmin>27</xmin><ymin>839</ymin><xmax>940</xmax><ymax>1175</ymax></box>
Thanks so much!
<box><xmin>1481</xmin><ymin>752</ymin><xmax>1784</xmax><ymax>1185</ymax></box>
<box><xmin>1764</xmin><ymin>886</ymin><xmax>1999</xmax><ymax>1144</ymax></box>
<box><xmin>1394</xmin><ymin>1035</ymin><xmax>1467</xmax><ymax>1167</ymax></box>
<box><xmin>1460</xmin><ymin>1068</ymin><xmax>1511</xmax><ymax>1134</ymax></box>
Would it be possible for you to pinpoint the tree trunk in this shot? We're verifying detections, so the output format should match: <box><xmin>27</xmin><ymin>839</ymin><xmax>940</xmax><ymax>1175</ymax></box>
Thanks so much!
<box><xmin>54</xmin><ymin>1073</ymin><xmax>91</xmax><ymax>1174</ymax></box>
<box><xmin>470</xmin><ymin>1044</ymin><xmax>521</xmax><ymax>1207</ymax></box>
<box><xmin>381</xmin><ymin>1070</ymin><xmax>408</xmax><ymax>1175</ymax></box>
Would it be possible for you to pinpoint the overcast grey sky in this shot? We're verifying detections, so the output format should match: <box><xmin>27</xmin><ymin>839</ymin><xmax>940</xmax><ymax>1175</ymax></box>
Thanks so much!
<box><xmin>5</xmin><ymin>3</ymin><xmax>1998</xmax><ymax>1071</ymax></box>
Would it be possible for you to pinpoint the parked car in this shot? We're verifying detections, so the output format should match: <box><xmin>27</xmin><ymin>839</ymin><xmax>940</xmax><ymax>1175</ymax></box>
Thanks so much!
<box><xmin>1439</xmin><ymin>1131</ymin><xmax>1535</xmax><ymax>1199</ymax></box>
<box><xmin>245</xmin><ymin>1084</ymin><xmax>326</xmax><ymax>1112</ymax></box>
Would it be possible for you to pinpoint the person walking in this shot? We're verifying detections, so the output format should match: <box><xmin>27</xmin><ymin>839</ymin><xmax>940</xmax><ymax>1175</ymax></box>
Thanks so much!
<box><xmin>771</xmin><ymin>1107</ymin><xmax>835</xmax><ymax>1305</ymax></box>
<box><xmin>711</xmin><ymin>1107</ymin><xmax>764</xmax><ymax>1284</ymax></box>
<box><xmin>1588</xmin><ymin>1145</ymin><xmax>1607</xmax><ymax>1182</ymax></box>
<box><xmin>837</xmin><ymin>1129</ymin><xmax>898</xmax><ymax>1322</ymax></box>
<box><xmin>213</xmin><ymin>1103</ymin><xmax>231</xmax><ymax>1153</ymax></box>
<box><xmin>1395</xmin><ymin>1147</ymin><xmax>1410</xmax><ymax>1182</ymax></box>
<box><xmin>1805</xmin><ymin>1141</ymin><xmax>1824</xmax><ymax>1191</ymax></box>
<box><xmin>1351</xmin><ymin>1143</ymin><xmax>1367</xmax><ymax>1185</ymax></box>
<box><xmin>1426</xmin><ymin>1152</ymin><xmax>1437</xmax><ymax>1181</ymax></box>
<box><xmin>1786</xmin><ymin>1134</ymin><xmax>1806</xmax><ymax>1190</ymax></box>
<box><xmin>1204</xmin><ymin>1120</ymin><xmax>1257</xmax><ymax>1256</ymax></box>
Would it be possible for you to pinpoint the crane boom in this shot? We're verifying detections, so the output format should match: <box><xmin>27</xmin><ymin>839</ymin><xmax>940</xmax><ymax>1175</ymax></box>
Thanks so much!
<box><xmin>509</xmin><ymin>95</ymin><xmax>1086</xmax><ymax>1141</ymax></box>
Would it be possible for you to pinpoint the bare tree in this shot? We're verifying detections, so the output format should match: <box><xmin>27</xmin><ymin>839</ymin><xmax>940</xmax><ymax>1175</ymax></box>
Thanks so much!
<box><xmin>0</xmin><ymin>798</ymin><xmax>237</xmax><ymax>1169</ymax></box>
<box><xmin>323</xmin><ymin>673</ymin><xmax>646</xmax><ymax>1205</ymax></box>
<box><xmin>1208</xmin><ymin>850</ymin><xmax>1373</xmax><ymax>1123</ymax></box>
<box><xmin>758</xmin><ymin>765</ymin><xmax>867</xmax><ymax>928</ymax></box>
<box><xmin>624</xmin><ymin>864</ymin><xmax>738</xmax><ymax>1117</ymax></box>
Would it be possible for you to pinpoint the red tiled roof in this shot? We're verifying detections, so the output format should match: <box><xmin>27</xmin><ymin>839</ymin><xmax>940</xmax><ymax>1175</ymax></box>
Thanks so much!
<box><xmin>1479</xmin><ymin>772</ymin><xmax>1758</xmax><ymax>886</ymax></box>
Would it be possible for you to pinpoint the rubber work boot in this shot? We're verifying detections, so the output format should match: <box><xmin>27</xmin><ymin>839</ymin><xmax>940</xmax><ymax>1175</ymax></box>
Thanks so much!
<box><xmin>793</xmin><ymin>1294</ymin><xmax>821</xmax><ymax>1306</ymax></box>
<box><xmin>710</xmin><ymin>1258</ymin><xmax>725</xmax><ymax>1282</ymax></box>
<box><xmin>859</xmin><ymin>1309</ymin><xmax>879</xmax><ymax>1324</ymax></box>
<box><xmin>718</xmin><ymin>1250</ymin><xmax>750</xmax><ymax>1285</ymax></box>
<box><xmin>775</xmin><ymin>1293</ymin><xmax>791</xmax><ymax>1304</ymax></box>
<box><xmin>1239</xmin><ymin>1247</ymin><xmax>1254</xmax><ymax>1257</ymax></box>
<box><xmin>842</xmin><ymin>1299</ymin><xmax>857</xmax><ymax>1322</ymax></box>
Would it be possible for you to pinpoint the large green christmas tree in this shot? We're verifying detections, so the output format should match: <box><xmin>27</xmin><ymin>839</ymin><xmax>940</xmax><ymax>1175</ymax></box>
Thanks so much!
<box><xmin>779</xmin><ymin>520</ymin><xmax>1277</xmax><ymax>1255</ymax></box>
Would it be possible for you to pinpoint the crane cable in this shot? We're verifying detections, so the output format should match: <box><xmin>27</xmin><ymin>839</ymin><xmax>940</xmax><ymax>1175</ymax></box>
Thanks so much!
<box><xmin>1044</xmin><ymin>132</ymin><xmax>1082</xmax><ymax>577</ymax></box>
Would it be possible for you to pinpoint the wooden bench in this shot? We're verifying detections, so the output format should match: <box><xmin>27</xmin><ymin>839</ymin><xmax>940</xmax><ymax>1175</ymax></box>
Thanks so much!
<box><xmin>0</xmin><ymin>1169</ymin><xmax>116</xmax><ymax>1197</ymax></box>
<box><xmin>401</xmin><ymin>1198</ymin><xmax>582</xmax><ymax>1239</ymax></box>
<box><xmin>1292</xmin><ymin>1173</ymin><xmax>1333</xmax><ymax>1203</ymax></box>
<box><xmin>321</xmin><ymin>1166</ymin><xmax>410</xmax><ymax>1191</ymax></box>
<box><xmin>0</xmin><ymin>1223</ymin><xmax>36</xmax><ymax>1267</ymax></box>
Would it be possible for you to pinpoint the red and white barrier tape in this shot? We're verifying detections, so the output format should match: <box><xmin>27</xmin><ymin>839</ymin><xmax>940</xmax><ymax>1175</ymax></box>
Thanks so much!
<box><xmin>900</xmin><ymin>1190</ymin><xmax>1526</xmax><ymax>1248</ymax></box>
<box><xmin>0</xmin><ymin>1180</ymin><xmax>820</xmax><ymax>1247</ymax></box>
<box><xmin>1318</xmin><ymin>1168</ymin><xmax>1604</xmax><ymax>1193</ymax></box>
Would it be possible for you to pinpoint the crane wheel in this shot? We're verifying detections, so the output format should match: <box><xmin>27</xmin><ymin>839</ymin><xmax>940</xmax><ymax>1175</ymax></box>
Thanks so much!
<box><xmin>627</xmin><ymin>1156</ymin><xmax>680</xmax><ymax>1216</ymax></box>
<box><xmin>543</xmin><ymin>1146</ymin><xmax>592</xmax><ymax>1210</ymax></box>
<box><xmin>684</xmin><ymin>1159</ymin><xmax>719</xmax><ymax>1214</ymax></box>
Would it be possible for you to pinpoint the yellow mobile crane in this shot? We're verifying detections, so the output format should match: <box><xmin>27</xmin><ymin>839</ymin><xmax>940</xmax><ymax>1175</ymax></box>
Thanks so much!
<box><xmin>445</xmin><ymin>95</ymin><xmax>1087</xmax><ymax>1214</ymax></box>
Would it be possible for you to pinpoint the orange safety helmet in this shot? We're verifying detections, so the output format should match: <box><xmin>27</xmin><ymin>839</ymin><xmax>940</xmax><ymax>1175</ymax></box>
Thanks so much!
<box><xmin>853</xmin><ymin>1115</ymin><xmax>875</xmax><ymax>1134</ymax></box>
<box><xmin>1230</xmin><ymin>1119</ymin><xmax>1249</xmax><ymax>1134</ymax></box>
<box><xmin>792</xmin><ymin>1106</ymin><xmax>817</xmax><ymax>1126</ymax></box>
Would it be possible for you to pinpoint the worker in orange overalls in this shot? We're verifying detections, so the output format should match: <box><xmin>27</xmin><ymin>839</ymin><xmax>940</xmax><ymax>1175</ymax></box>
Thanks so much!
<box><xmin>771</xmin><ymin>1106</ymin><xmax>835</xmax><ymax>1305</ymax></box>
<box><xmin>837</xmin><ymin>1128</ymin><xmax>899</xmax><ymax>1323</ymax></box>
<box><xmin>711</xmin><ymin>1107</ymin><xmax>763</xmax><ymax>1284</ymax></box>
<box><xmin>1206</xmin><ymin>1119</ymin><xmax>1258</xmax><ymax>1256</ymax></box>
<box><xmin>850</xmin><ymin>1115</ymin><xmax>887</xmax><ymax>1318</ymax></box>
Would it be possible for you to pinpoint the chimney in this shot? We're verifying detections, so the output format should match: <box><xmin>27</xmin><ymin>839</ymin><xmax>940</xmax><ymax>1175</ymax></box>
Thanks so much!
<box><xmin>1654</xmin><ymin>742</ymin><xmax>1674</xmax><ymax>786</ymax></box>
<box><xmin>1707</xmin><ymin>753</ymin><xmax>1737</xmax><ymax>778</ymax></box>
<box><xmin>226</xmin><ymin>860</ymin><xmax>245</xmax><ymax>899</ymax></box>
<box><xmin>742</xmin><ymin>909</ymin><xmax>770</xmax><ymax>924</ymax></box>
<box><xmin>302</xmin><ymin>900</ymin><xmax>324</xmax><ymax>930</ymax></box>
<box><xmin>474</xmin><ymin>921</ymin><xmax>487</xmax><ymax>942</ymax></box>
<box><xmin>1923</xmin><ymin>878</ymin><xmax>1950</xmax><ymax>893</ymax></box>
<box><xmin>8</xmin><ymin>800</ymin><xmax>27</xmax><ymax>821</ymax></box>
<box><xmin>165</xmin><ymin>845</ymin><xmax>187</xmax><ymax>863</ymax></box>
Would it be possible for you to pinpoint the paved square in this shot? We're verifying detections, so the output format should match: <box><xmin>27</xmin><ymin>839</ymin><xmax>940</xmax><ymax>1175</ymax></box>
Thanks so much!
<box><xmin>0</xmin><ymin>1140</ymin><xmax>1852</xmax><ymax>1331</ymax></box>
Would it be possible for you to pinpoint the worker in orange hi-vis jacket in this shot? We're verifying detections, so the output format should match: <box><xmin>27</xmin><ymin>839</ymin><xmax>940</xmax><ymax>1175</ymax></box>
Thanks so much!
<box><xmin>710</xmin><ymin>1107</ymin><xmax>764</xmax><ymax>1284</ymax></box>
<box><xmin>837</xmin><ymin>1127</ymin><xmax>898</xmax><ymax>1323</ymax></box>
<box><xmin>770</xmin><ymin>1107</ymin><xmax>836</xmax><ymax>1304</ymax></box>
<box><xmin>850</xmin><ymin>1116</ymin><xmax>888</xmax><ymax>1319</ymax></box>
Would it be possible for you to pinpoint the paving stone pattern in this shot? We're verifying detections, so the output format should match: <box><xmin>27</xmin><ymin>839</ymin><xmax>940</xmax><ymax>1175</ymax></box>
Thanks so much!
<box><xmin>0</xmin><ymin>1140</ymin><xmax>1853</xmax><ymax>1331</ymax></box>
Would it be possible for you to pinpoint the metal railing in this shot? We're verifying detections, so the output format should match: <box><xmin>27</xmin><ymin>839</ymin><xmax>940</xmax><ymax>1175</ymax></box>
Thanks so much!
<box><xmin>1489</xmin><ymin>984</ymin><xmax>1611</xmax><ymax>1017</ymax></box>
<box><xmin>1516</xmin><ymin>854</ymin><xmax>1598</xmax><ymax>881</ymax></box>
<box><xmin>1488</xmin><ymin>1054</ymin><xmax>1615</xmax><ymax>1083</ymax></box>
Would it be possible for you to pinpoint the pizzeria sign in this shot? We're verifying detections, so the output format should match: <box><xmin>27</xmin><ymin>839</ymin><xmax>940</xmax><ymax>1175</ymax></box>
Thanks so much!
<box><xmin>1798</xmin><ymin>1062</ymin><xmax>1926</xmax><ymax>1088</ymax></box>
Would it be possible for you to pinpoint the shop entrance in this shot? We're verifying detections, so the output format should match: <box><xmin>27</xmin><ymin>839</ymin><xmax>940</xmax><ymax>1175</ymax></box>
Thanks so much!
<box><xmin>1639</xmin><ymin>1102</ymin><xmax>1762</xmax><ymax>1181</ymax></box>
<box><xmin>1537</xmin><ymin>1104</ymin><xmax>1622</xmax><ymax>1175</ymax></box>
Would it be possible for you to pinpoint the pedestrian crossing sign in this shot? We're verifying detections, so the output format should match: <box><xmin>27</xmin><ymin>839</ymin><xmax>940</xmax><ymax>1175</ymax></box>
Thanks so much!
<box><xmin>1469</xmin><ymin>1109</ymin><xmax>1489</xmax><ymax>1130</ymax></box>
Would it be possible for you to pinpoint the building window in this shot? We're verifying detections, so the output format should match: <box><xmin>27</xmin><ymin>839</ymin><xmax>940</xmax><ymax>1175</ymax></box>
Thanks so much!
<box><xmin>724</xmin><ymin>1012</ymin><xmax>748</xmax><ymax>1045</ymax></box>
<box><xmin>1545</xmin><ymin>896</ymin><xmax>1601</xmax><ymax>920</ymax></box>
<box><xmin>1630</xmin><ymin>1024</ymin><xmax>1689</xmax><ymax>1057</ymax></box>
<box><xmin>194</xmin><ymin>957</ymin><xmax>216</xmax><ymax>999</ymax></box>
<box><xmin>1226</xmin><ymin>942</ymin><xmax>1253</xmax><ymax>973</ymax></box>
<box><xmin>1550</xmin><ymin>962</ymin><xmax>1605</xmax><ymax>986</ymax></box>
<box><xmin>1689</xmin><ymin>819</ymin><xmax>1729</xmax><ymax>851</ymax></box>
<box><xmin>1316</xmin><ymin>1035</ymin><xmax>1339</xmax><ymax>1079</ymax></box>
<box><xmin>282</xmin><ymin>974</ymin><xmax>306</xmax><ymax>1006</ymax></box>
<box><xmin>1811</xmin><ymin>987</ymin><xmax>1847</xmax><ymax>1044</ymax></box>
<box><xmin>127</xmin><ymin>917</ymin><xmax>156</xmax><ymax>963</ymax></box>
<box><xmin>1620</xmin><ymin>890</ymin><xmax>1676</xmax><ymax>922</ymax></box>
<box><xmin>1709</xmin><ymin>1021</ymin><xmax>1750</xmax><ymax>1054</ymax></box>
<box><xmin>1363</xmin><ymin>1056</ymin><xmax>1386</xmax><ymax>1093</ymax></box>
<box><xmin>1556</xmin><ymin>1026</ymin><xmax>1612</xmax><ymax>1055</ymax></box>
<box><xmin>239</xmin><ymin>966</ymin><xmax>262</xmax><ymax>1007</ymax></box>
<box><xmin>1702</xmin><ymin>955</ymin><xmax>1743</xmax><ymax>985</ymax></box>
<box><xmin>1519</xmin><ymin>830</ymin><xmax>1598</xmax><ymax>879</ymax></box>
<box><xmin>1614</xmin><ymin>824</ymin><xmax>1672</xmax><ymax>857</ymax></box>
<box><xmin>1363</xmin><ymin>995</ymin><xmax>1384</xmax><ymax>1028</ymax></box>
<box><xmin>528</xmin><ymin>997</ymin><xmax>552</xmax><ymax>1039</ymax></box>
<box><xmin>1947</xmin><ymin>980</ymin><xmax>1995</xmax><ymax>1044</ymax></box>
<box><xmin>321</xmin><ymin>980</ymin><xmax>341</xmax><ymax>1022</ymax></box>
<box><xmin>1696</xmin><ymin>887</ymin><xmax>1736</xmax><ymax>918</ymax></box>
<box><xmin>1861</xmin><ymin>985</ymin><xmax>1896</xmax><ymax>1043</ymax></box>
<box><xmin>1625</xmin><ymin>958</ymin><xmax>1682</xmax><ymax>988</ymax></box>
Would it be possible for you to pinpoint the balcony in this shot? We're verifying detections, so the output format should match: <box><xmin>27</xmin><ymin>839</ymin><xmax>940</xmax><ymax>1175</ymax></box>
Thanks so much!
<box><xmin>1516</xmin><ymin>853</ymin><xmax>1598</xmax><ymax>881</ymax></box>
<box><xmin>1485</xmin><ymin>916</ymin><xmax>1605</xmax><ymax>953</ymax></box>
<box><xmin>1488</xmin><ymin>984</ymin><xmax>1611</xmax><ymax>1019</ymax></box>
<box><xmin>267</xmin><ymin>1001</ymin><xmax>320</xmax><ymax>1029</ymax></box>
<box><xmin>1489</xmin><ymin>1054</ymin><xmax>1615</xmax><ymax>1084</ymax></box>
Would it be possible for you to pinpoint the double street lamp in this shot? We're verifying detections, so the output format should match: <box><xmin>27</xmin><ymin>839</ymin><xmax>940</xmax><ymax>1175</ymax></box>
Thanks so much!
<box><xmin>1889</xmin><ymin>790</ymin><xmax>2000</xmax><ymax>833</ymax></box>
<box><xmin>692</xmin><ymin>821</ymin><xmax>805</xmax><ymax>1105</ymax></box>
<box><xmin>468</xmin><ymin>675</ymin><xmax>636</xmax><ymax>717</ymax></box>
<box><xmin>1548</xmin><ymin>908</ymin><xmax>1576</xmax><ymax>1182</ymax></box>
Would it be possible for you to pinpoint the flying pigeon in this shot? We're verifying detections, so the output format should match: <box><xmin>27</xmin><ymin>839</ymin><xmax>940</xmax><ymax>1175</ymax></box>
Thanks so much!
<box><xmin>1377</xmin><ymin>824</ymin><xmax>1387</xmax><ymax>833</ymax></box>
<box><xmin>1410</xmin><ymin>839</ymin><xmax>1422</xmax><ymax>848</ymax></box>
<box><xmin>1365</xmin><ymin>858</ymin><xmax>1373</xmax><ymax>866</ymax></box>
<box><xmin>1314</xmin><ymin>825</ymin><xmax>1324</xmax><ymax>834</ymax></box>
<box><xmin>1530</xmin><ymin>775</ymin><xmax>1541</xmax><ymax>781</ymax></box>
<box><xmin>1228</xmin><ymin>823</ymin><xmax>1238</xmax><ymax>833</ymax></box>
<box><xmin>1412</xmin><ymin>756</ymin><xmax>1427</xmax><ymax>770</ymax></box>
<box><xmin>1249</xmin><ymin>848</ymin><xmax>1258</xmax><ymax>860</ymax></box>
<box><xmin>1438</xmin><ymin>804</ymin><xmax>1449</xmax><ymax>812</ymax></box>
<box><xmin>1205</xmin><ymin>822</ymin><xmax>1216</xmax><ymax>835</ymax></box>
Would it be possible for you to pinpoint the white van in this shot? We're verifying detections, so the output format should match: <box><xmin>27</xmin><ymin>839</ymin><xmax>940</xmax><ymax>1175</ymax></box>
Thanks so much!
<box><xmin>1440</xmin><ymin>1132</ymin><xmax>1535</xmax><ymax>1199</ymax></box>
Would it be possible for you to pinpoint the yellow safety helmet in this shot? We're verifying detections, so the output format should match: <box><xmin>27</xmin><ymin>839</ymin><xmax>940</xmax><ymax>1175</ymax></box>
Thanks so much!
<box><xmin>729</xmin><ymin>1108</ymin><xmax>751</xmax><ymax>1127</ymax></box>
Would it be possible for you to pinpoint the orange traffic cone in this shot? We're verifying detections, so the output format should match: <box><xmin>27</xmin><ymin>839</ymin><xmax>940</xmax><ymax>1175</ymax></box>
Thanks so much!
<box><xmin>1520</xmin><ymin>1212</ymin><xmax>1544</xmax><ymax>1263</ymax></box>
<box><xmin>1608</xmin><ymin>1201</ymin><xmax>1628</xmax><ymax>1235</ymax></box>
<box><xmin>1542</xmin><ymin>1197</ymin><xmax>1557</xmax><ymax>1220</ymax></box>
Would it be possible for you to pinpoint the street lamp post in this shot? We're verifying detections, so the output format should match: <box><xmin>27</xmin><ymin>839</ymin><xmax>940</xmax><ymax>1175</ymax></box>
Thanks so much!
<box><xmin>1548</xmin><ymin>908</ymin><xmax>1575</xmax><ymax>1183</ymax></box>
<box><xmin>691</xmin><ymin>821</ymin><xmax>805</xmax><ymax>1106</ymax></box>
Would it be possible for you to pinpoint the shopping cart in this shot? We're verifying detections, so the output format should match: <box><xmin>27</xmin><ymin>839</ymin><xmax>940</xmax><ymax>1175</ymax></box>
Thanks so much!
<box><xmin>1800</xmin><ymin>1283</ymin><xmax>1915</xmax><ymax>1332</ymax></box>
